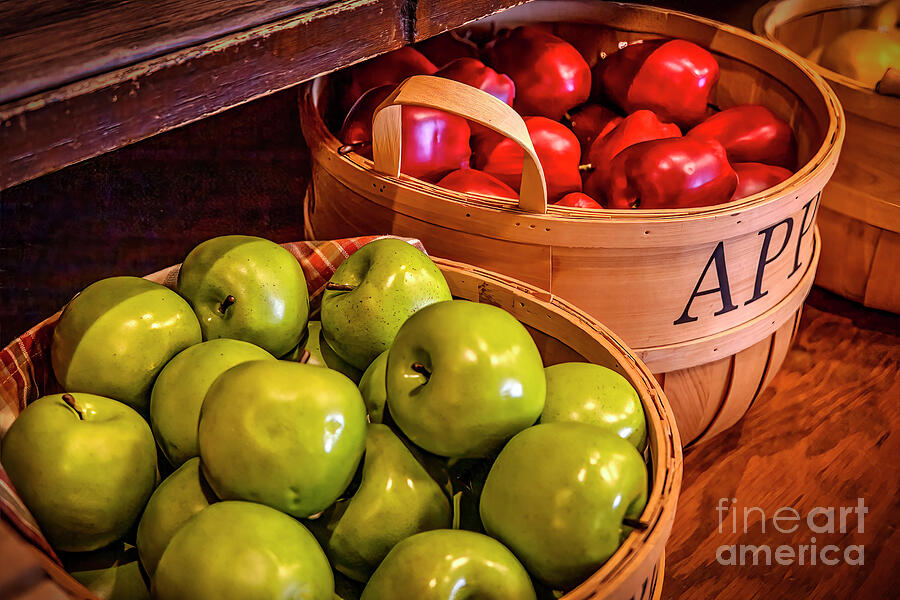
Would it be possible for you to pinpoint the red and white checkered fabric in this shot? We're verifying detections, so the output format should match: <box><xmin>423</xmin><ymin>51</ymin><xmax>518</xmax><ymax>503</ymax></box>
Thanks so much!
<box><xmin>0</xmin><ymin>236</ymin><xmax>424</xmax><ymax>564</ymax></box>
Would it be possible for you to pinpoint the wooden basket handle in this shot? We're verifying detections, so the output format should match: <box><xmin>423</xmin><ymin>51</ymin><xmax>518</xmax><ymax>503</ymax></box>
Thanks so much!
<box><xmin>371</xmin><ymin>75</ymin><xmax>549</xmax><ymax>214</ymax></box>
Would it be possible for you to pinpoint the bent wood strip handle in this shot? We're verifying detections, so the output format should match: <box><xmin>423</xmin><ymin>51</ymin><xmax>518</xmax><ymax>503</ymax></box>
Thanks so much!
<box><xmin>371</xmin><ymin>75</ymin><xmax>549</xmax><ymax>214</ymax></box>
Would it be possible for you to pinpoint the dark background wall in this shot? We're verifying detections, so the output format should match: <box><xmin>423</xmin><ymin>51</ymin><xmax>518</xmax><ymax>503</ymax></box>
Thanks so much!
<box><xmin>0</xmin><ymin>0</ymin><xmax>768</xmax><ymax>345</ymax></box>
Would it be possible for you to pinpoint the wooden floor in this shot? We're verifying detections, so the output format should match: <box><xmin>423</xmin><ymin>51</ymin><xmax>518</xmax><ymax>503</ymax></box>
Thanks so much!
<box><xmin>663</xmin><ymin>289</ymin><xmax>900</xmax><ymax>599</ymax></box>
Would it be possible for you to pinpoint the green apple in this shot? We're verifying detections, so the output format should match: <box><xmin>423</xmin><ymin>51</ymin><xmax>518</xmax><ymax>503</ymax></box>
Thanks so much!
<box><xmin>318</xmin><ymin>424</ymin><xmax>451</xmax><ymax>581</ymax></box>
<box><xmin>287</xmin><ymin>320</ymin><xmax>326</xmax><ymax>365</ymax></box>
<box><xmin>198</xmin><ymin>360</ymin><xmax>367</xmax><ymax>517</ymax></box>
<box><xmin>334</xmin><ymin>572</ymin><xmax>364</xmax><ymax>600</ymax></box>
<box><xmin>360</xmin><ymin>529</ymin><xmax>536</xmax><ymax>600</ymax></box>
<box><xmin>311</xmin><ymin>321</ymin><xmax>364</xmax><ymax>382</ymax></box>
<box><xmin>541</xmin><ymin>362</ymin><xmax>647</xmax><ymax>450</ymax></box>
<box><xmin>176</xmin><ymin>235</ymin><xmax>310</xmax><ymax>357</ymax></box>
<box><xmin>150</xmin><ymin>339</ymin><xmax>274</xmax><ymax>467</ymax></box>
<box><xmin>480</xmin><ymin>422</ymin><xmax>649</xmax><ymax>589</ymax></box>
<box><xmin>1</xmin><ymin>393</ymin><xmax>156</xmax><ymax>552</ymax></box>
<box><xmin>63</xmin><ymin>542</ymin><xmax>150</xmax><ymax>600</ymax></box>
<box><xmin>386</xmin><ymin>300</ymin><xmax>546</xmax><ymax>457</ymax></box>
<box><xmin>152</xmin><ymin>501</ymin><xmax>333</xmax><ymax>600</ymax></box>
<box><xmin>320</xmin><ymin>238</ymin><xmax>451</xmax><ymax>370</ymax></box>
<box><xmin>357</xmin><ymin>350</ymin><xmax>388</xmax><ymax>423</ymax></box>
<box><xmin>282</xmin><ymin>321</ymin><xmax>363</xmax><ymax>382</ymax></box>
<box><xmin>136</xmin><ymin>457</ymin><xmax>216</xmax><ymax>575</ymax></box>
<box><xmin>51</xmin><ymin>276</ymin><xmax>201</xmax><ymax>412</ymax></box>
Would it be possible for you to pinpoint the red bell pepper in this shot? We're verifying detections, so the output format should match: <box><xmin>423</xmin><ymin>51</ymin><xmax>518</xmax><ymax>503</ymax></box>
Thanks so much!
<box><xmin>436</xmin><ymin>169</ymin><xmax>518</xmax><ymax>199</ymax></box>
<box><xmin>435</xmin><ymin>58</ymin><xmax>515</xmax><ymax>106</ymax></box>
<box><xmin>594</xmin><ymin>38</ymin><xmax>719</xmax><ymax>128</ymax></box>
<box><xmin>731</xmin><ymin>162</ymin><xmax>793</xmax><ymax>201</ymax></box>
<box><xmin>688</xmin><ymin>105</ymin><xmax>798</xmax><ymax>170</ymax></box>
<box><xmin>583</xmin><ymin>110</ymin><xmax>681</xmax><ymax>202</ymax></box>
<box><xmin>339</xmin><ymin>85</ymin><xmax>393</xmax><ymax>148</ymax></box>
<box><xmin>339</xmin><ymin>85</ymin><xmax>472</xmax><ymax>183</ymax></box>
<box><xmin>473</xmin><ymin>116</ymin><xmax>582</xmax><ymax>202</ymax></box>
<box><xmin>341</xmin><ymin>47</ymin><xmax>437</xmax><ymax>112</ymax></box>
<box><xmin>554</xmin><ymin>192</ymin><xmax>603</xmax><ymax>208</ymax></box>
<box><xmin>565</xmin><ymin>104</ymin><xmax>623</xmax><ymax>161</ymax></box>
<box><xmin>605</xmin><ymin>137</ymin><xmax>737</xmax><ymax>209</ymax></box>
<box><xmin>484</xmin><ymin>26</ymin><xmax>591</xmax><ymax>121</ymax></box>
<box><xmin>414</xmin><ymin>31</ymin><xmax>480</xmax><ymax>68</ymax></box>
<box><xmin>435</xmin><ymin>57</ymin><xmax>516</xmax><ymax>143</ymax></box>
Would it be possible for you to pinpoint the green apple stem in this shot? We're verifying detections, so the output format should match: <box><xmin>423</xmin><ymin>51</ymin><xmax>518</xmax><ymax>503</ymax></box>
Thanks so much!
<box><xmin>62</xmin><ymin>393</ymin><xmax>83</xmax><ymax>420</ymax></box>
<box><xmin>622</xmin><ymin>517</ymin><xmax>649</xmax><ymax>531</ymax></box>
<box><xmin>410</xmin><ymin>363</ymin><xmax>431</xmax><ymax>380</ymax></box>
<box><xmin>325</xmin><ymin>282</ymin><xmax>355</xmax><ymax>292</ymax></box>
<box><xmin>218</xmin><ymin>295</ymin><xmax>236</xmax><ymax>314</ymax></box>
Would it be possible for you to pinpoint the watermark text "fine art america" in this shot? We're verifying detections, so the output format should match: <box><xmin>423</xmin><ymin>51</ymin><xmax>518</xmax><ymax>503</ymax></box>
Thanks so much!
<box><xmin>715</xmin><ymin>497</ymin><xmax>866</xmax><ymax>566</ymax></box>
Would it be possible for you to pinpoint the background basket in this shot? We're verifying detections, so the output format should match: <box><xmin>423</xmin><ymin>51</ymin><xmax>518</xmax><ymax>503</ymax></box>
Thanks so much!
<box><xmin>754</xmin><ymin>0</ymin><xmax>900</xmax><ymax>314</ymax></box>
<box><xmin>0</xmin><ymin>236</ymin><xmax>681</xmax><ymax>600</ymax></box>
<box><xmin>298</xmin><ymin>1</ymin><xmax>843</xmax><ymax>445</ymax></box>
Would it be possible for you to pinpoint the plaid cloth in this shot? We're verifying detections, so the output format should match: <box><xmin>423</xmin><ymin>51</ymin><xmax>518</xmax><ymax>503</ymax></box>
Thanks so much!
<box><xmin>0</xmin><ymin>236</ymin><xmax>424</xmax><ymax>565</ymax></box>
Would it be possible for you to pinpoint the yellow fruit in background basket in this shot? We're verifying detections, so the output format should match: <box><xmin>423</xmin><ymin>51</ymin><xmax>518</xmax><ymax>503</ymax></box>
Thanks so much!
<box><xmin>863</xmin><ymin>0</ymin><xmax>900</xmax><ymax>33</ymax></box>
<box><xmin>817</xmin><ymin>28</ymin><xmax>900</xmax><ymax>87</ymax></box>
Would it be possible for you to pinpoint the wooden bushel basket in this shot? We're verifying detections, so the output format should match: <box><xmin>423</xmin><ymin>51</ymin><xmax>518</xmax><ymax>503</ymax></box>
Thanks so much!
<box><xmin>754</xmin><ymin>0</ymin><xmax>900</xmax><ymax>314</ymax></box>
<box><xmin>0</xmin><ymin>242</ymin><xmax>681</xmax><ymax>600</ymax></box>
<box><xmin>299</xmin><ymin>1</ymin><xmax>843</xmax><ymax>446</ymax></box>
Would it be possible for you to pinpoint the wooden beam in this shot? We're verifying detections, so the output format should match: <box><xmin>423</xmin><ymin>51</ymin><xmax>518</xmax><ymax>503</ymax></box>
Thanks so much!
<box><xmin>0</xmin><ymin>0</ymin><xmax>407</xmax><ymax>190</ymax></box>
<box><xmin>414</xmin><ymin>0</ymin><xmax>533</xmax><ymax>40</ymax></box>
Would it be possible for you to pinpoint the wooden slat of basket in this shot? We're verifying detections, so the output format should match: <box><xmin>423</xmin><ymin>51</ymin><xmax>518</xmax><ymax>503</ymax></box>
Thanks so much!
<box><xmin>699</xmin><ymin>334</ymin><xmax>773</xmax><ymax>441</ymax></box>
<box><xmin>658</xmin><ymin>357</ymin><xmax>732</xmax><ymax>445</ymax></box>
<box><xmin>864</xmin><ymin>230</ymin><xmax>900</xmax><ymax>312</ymax></box>
<box><xmin>815</xmin><ymin>206</ymin><xmax>880</xmax><ymax>301</ymax></box>
<box><xmin>761</xmin><ymin>312</ymin><xmax>798</xmax><ymax>391</ymax></box>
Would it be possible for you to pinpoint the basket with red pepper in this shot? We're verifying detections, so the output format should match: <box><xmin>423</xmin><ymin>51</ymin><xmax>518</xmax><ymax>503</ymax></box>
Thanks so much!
<box><xmin>299</xmin><ymin>1</ymin><xmax>842</xmax><ymax>446</ymax></box>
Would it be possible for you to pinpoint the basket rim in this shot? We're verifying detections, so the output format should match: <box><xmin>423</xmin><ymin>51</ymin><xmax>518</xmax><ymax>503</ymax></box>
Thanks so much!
<box><xmin>301</xmin><ymin>1</ymin><xmax>845</xmax><ymax>231</ymax></box>
<box><xmin>432</xmin><ymin>256</ymin><xmax>682</xmax><ymax>599</ymax></box>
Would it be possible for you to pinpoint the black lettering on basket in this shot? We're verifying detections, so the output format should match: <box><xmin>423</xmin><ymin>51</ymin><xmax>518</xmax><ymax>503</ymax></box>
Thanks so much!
<box><xmin>745</xmin><ymin>217</ymin><xmax>794</xmax><ymax>306</ymax></box>
<box><xmin>674</xmin><ymin>241</ymin><xmax>738</xmax><ymax>325</ymax></box>
<box><xmin>790</xmin><ymin>192</ymin><xmax>820</xmax><ymax>278</ymax></box>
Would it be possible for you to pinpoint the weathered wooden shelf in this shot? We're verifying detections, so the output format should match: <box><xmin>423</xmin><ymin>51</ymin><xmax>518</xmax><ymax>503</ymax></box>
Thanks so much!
<box><xmin>0</xmin><ymin>0</ymin><xmax>529</xmax><ymax>191</ymax></box>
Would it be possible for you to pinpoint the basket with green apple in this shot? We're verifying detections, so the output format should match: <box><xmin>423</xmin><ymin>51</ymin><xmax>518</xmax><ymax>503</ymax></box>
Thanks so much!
<box><xmin>0</xmin><ymin>235</ymin><xmax>681</xmax><ymax>600</ymax></box>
